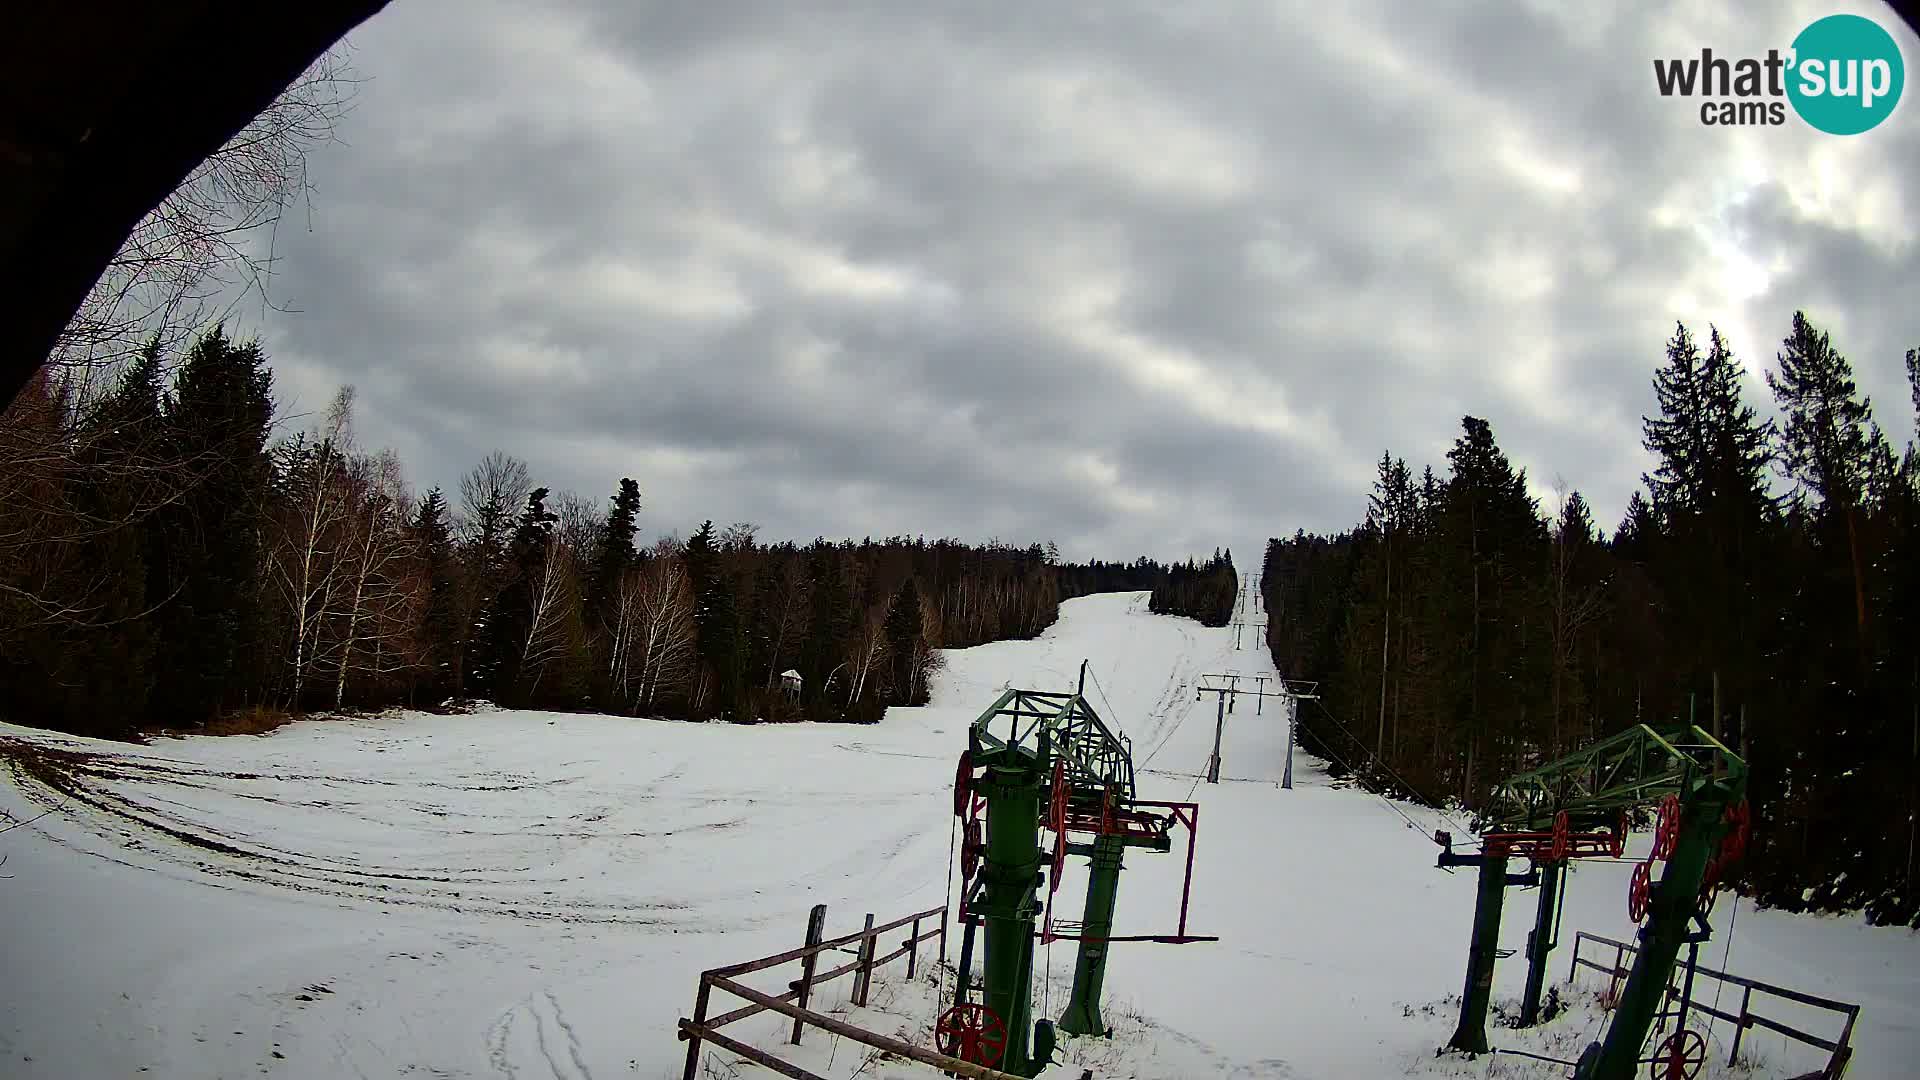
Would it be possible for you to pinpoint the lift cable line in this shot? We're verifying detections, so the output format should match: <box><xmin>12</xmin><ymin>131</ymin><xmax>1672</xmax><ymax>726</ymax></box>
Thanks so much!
<box><xmin>1194</xmin><ymin>672</ymin><xmax>1299</xmax><ymax>784</ymax></box>
<box><xmin>1708</xmin><ymin>891</ymin><xmax>1742</xmax><ymax>1024</ymax></box>
<box><xmin>1293</xmin><ymin>726</ymin><xmax>1448</xmax><ymax>842</ymax></box>
<box><xmin>1137</xmin><ymin>711</ymin><xmax>1191</xmax><ymax>769</ymax></box>
<box><xmin>1083</xmin><ymin>664</ymin><xmax>1212</xmax><ymax>803</ymax></box>
<box><xmin>1305</xmin><ymin>696</ymin><xmax>1476</xmax><ymax>842</ymax></box>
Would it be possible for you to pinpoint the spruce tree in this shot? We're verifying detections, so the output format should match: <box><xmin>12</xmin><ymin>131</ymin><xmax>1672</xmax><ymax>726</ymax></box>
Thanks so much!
<box><xmin>684</xmin><ymin>520</ymin><xmax>740</xmax><ymax>718</ymax></box>
<box><xmin>885</xmin><ymin>577</ymin><xmax>925</xmax><ymax>706</ymax></box>
<box><xmin>472</xmin><ymin>488</ymin><xmax>555</xmax><ymax>702</ymax></box>
<box><xmin>1642</xmin><ymin>323</ymin><xmax>1708</xmax><ymax>516</ymax></box>
<box><xmin>1768</xmin><ymin>311</ymin><xmax>1881</xmax><ymax>643</ymax></box>
<box><xmin>1439</xmin><ymin>416</ymin><xmax>1544</xmax><ymax>800</ymax></box>
<box><xmin>800</xmin><ymin>543</ymin><xmax>852</xmax><ymax>720</ymax></box>
<box><xmin>412</xmin><ymin>488</ymin><xmax>460</xmax><ymax>701</ymax></box>
<box><xmin>46</xmin><ymin>341</ymin><xmax>169</xmax><ymax>733</ymax></box>
<box><xmin>148</xmin><ymin>326</ymin><xmax>274</xmax><ymax>724</ymax></box>
<box><xmin>587</xmin><ymin>477</ymin><xmax>641</xmax><ymax>629</ymax></box>
<box><xmin>1641</xmin><ymin>324</ymin><xmax>1777</xmax><ymax>737</ymax></box>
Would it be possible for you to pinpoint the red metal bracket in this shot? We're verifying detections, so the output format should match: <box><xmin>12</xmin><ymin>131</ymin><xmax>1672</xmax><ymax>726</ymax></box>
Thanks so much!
<box><xmin>1042</xmin><ymin>800</ymin><xmax>1212</xmax><ymax>945</ymax></box>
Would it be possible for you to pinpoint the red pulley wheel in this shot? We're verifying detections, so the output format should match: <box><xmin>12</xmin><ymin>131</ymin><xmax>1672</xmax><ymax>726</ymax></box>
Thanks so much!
<box><xmin>1050</xmin><ymin>758</ymin><xmax>1069</xmax><ymax>834</ymax></box>
<box><xmin>1698</xmin><ymin>854</ymin><xmax>1723</xmax><ymax>905</ymax></box>
<box><xmin>1610</xmin><ymin>810</ymin><xmax>1628</xmax><ymax>859</ymax></box>
<box><xmin>1628</xmin><ymin>861</ymin><xmax>1653</xmax><ymax>923</ymax></box>
<box><xmin>1647</xmin><ymin>1028</ymin><xmax>1706</xmax><ymax>1080</ymax></box>
<box><xmin>960</xmin><ymin>818</ymin><xmax>983</xmax><ymax>881</ymax></box>
<box><xmin>936</xmin><ymin>1002</ymin><xmax>1007</xmax><ymax>1067</ymax></box>
<box><xmin>1551</xmin><ymin>810</ymin><xmax>1571</xmax><ymax>862</ymax></box>
<box><xmin>953</xmin><ymin>750</ymin><xmax>974</xmax><ymax>817</ymax></box>
<box><xmin>1721</xmin><ymin>799</ymin><xmax>1751</xmax><ymax>864</ymax></box>
<box><xmin>1051</xmin><ymin>819</ymin><xmax>1069</xmax><ymax>893</ymax></box>
<box><xmin>1652</xmin><ymin>794</ymin><xmax>1681</xmax><ymax>860</ymax></box>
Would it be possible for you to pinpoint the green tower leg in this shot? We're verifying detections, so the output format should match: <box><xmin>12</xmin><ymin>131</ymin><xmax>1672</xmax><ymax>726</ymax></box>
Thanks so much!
<box><xmin>1448</xmin><ymin>847</ymin><xmax>1510</xmax><ymax>1054</ymax></box>
<box><xmin>1518</xmin><ymin>859</ymin><xmax>1563</xmax><ymax>1028</ymax></box>
<box><xmin>1579</xmin><ymin>796</ymin><xmax>1728</xmax><ymax>1080</ymax></box>
<box><xmin>977</xmin><ymin>764</ymin><xmax>1044</xmax><ymax>1076</ymax></box>
<box><xmin>1056</xmin><ymin>832</ymin><xmax>1125</xmax><ymax>1036</ymax></box>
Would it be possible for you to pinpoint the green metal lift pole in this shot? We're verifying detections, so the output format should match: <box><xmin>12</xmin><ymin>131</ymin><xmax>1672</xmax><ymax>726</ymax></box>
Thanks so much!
<box><xmin>978</xmin><ymin>762</ymin><xmax>1045</xmax><ymax>1076</ymax></box>
<box><xmin>1580</xmin><ymin>793</ymin><xmax>1730</xmax><ymax>1080</ymax></box>
<box><xmin>1518</xmin><ymin>859</ymin><xmax>1563</xmax><ymax>1028</ymax></box>
<box><xmin>1056</xmin><ymin>832</ymin><xmax>1125</xmax><ymax>1036</ymax></box>
<box><xmin>1447</xmin><ymin>845</ymin><xmax>1511</xmax><ymax>1054</ymax></box>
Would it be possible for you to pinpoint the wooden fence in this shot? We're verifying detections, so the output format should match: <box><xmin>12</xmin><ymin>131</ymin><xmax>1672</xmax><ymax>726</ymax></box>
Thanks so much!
<box><xmin>1568</xmin><ymin>930</ymin><xmax>1859</xmax><ymax>1078</ymax></box>
<box><xmin>678</xmin><ymin>902</ymin><xmax>1027</xmax><ymax>1080</ymax></box>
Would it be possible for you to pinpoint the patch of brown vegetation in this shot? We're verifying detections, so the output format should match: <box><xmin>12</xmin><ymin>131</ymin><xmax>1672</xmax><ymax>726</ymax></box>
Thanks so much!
<box><xmin>156</xmin><ymin>705</ymin><xmax>294</xmax><ymax>739</ymax></box>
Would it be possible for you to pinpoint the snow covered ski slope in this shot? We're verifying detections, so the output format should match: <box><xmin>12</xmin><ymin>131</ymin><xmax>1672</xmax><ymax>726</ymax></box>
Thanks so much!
<box><xmin>2</xmin><ymin>591</ymin><xmax>1916</xmax><ymax>1078</ymax></box>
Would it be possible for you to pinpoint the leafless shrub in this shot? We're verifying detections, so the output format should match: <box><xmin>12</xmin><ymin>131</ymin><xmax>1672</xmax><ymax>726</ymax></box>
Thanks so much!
<box><xmin>49</xmin><ymin>47</ymin><xmax>363</xmax><ymax>405</ymax></box>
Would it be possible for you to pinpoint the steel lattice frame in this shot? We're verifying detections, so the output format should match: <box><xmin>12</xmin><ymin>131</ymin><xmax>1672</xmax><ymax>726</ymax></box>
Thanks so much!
<box><xmin>1479</xmin><ymin>724</ymin><xmax>1747</xmax><ymax>832</ymax></box>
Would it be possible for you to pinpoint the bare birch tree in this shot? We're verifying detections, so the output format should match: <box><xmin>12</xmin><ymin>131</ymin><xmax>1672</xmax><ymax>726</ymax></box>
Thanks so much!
<box><xmin>452</xmin><ymin>450</ymin><xmax>532</xmax><ymax>694</ymax></box>
<box><xmin>267</xmin><ymin>387</ymin><xmax>357</xmax><ymax>707</ymax></box>
<box><xmin>327</xmin><ymin>449</ymin><xmax>417</xmax><ymax>708</ymax></box>
<box><xmin>551</xmin><ymin>489</ymin><xmax>604</xmax><ymax>566</ymax></box>
<box><xmin>622</xmin><ymin>539</ymin><xmax>697</xmax><ymax>713</ymax></box>
<box><xmin>518</xmin><ymin>530</ymin><xmax>578</xmax><ymax>697</ymax></box>
<box><xmin>847</xmin><ymin>609</ymin><xmax>889</xmax><ymax>704</ymax></box>
<box><xmin>762</xmin><ymin>558</ymin><xmax>812</xmax><ymax>688</ymax></box>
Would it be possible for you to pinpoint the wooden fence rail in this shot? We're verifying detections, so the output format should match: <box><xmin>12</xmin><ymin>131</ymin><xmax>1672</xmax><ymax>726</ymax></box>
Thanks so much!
<box><xmin>679</xmin><ymin>902</ymin><xmax>1024</xmax><ymax>1080</ymax></box>
<box><xmin>1567</xmin><ymin>930</ymin><xmax>1859</xmax><ymax>1079</ymax></box>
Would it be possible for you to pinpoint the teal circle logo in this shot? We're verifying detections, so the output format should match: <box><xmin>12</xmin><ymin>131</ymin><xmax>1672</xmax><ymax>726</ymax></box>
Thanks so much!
<box><xmin>1787</xmin><ymin>14</ymin><xmax>1904</xmax><ymax>135</ymax></box>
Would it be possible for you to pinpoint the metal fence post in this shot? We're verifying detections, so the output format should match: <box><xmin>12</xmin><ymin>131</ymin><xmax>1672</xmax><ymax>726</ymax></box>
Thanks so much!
<box><xmin>682</xmin><ymin>977</ymin><xmax>713</xmax><ymax>1080</ymax></box>
<box><xmin>1607</xmin><ymin>941</ymin><xmax>1626</xmax><ymax>1008</ymax></box>
<box><xmin>907</xmin><ymin>914</ymin><xmax>921</xmax><ymax>980</ymax></box>
<box><xmin>1832</xmin><ymin>1006</ymin><xmax>1858</xmax><ymax>1080</ymax></box>
<box><xmin>853</xmin><ymin>912</ymin><xmax>877</xmax><ymax>1007</ymax></box>
<box><xmin>1729</xmin><ymin>986</ymin><xmax>1753</xmax><ymax>1067</ymax></box>
<box><xmin>938</xmin><ymin>903</ymin><xmax>949</xmax><ymax>966</ymax></box>
<box><xmin>790</xmin><ymin>903</ymin><xmax>828</xmax><ymax>1045</ymax></box>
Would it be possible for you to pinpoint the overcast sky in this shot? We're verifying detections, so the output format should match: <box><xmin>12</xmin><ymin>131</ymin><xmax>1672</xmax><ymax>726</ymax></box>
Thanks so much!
<box><xmin>254</xmin><ymin>1</ymin><xmax>1920</xmax><ymax>566</ymax></box>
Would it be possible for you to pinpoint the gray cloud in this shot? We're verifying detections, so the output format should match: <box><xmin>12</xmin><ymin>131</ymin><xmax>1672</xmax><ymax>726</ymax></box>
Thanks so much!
<box><xmin>255</xmin><ymin>0</ymin><xmax>1920</xmax><ymax>564</ymax></box>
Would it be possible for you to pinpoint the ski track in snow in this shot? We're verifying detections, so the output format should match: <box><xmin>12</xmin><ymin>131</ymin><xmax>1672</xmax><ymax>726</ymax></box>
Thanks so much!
<box><xmin>2</xmin><ymin>589</ymin><xmax>1917</xmax><ymax>1079</ymax></box>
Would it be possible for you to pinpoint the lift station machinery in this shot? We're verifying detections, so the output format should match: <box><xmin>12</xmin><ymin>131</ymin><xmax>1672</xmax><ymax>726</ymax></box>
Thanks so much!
<box><xmin>940</xmin><ymin>667</ymin><xmax>1214</xmax><ymax>1076</ymax></box>
<box><xmin>1435</xmin><ymin>723</ymin><xmax>1751</xmax><ymax>1080</ymax></box>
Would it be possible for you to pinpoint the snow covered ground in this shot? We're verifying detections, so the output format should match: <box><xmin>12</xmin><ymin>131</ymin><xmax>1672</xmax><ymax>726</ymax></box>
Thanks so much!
<box><xmin>2</xmin><ymin>589</ymin><xmax>1915</xmax><ymax>1079</ymax></box>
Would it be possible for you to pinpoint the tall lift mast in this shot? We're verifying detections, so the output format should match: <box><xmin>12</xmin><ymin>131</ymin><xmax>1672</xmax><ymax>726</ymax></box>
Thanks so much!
<box><xmin>1436</xmin><ymin>724</ymin><xmax>1751</xmax><ymax>1080</ymax></box>
<box><xmin>944</xmin><ymin>664</ymin><xmax>1213</xmax><ymax>1076</ymax></box>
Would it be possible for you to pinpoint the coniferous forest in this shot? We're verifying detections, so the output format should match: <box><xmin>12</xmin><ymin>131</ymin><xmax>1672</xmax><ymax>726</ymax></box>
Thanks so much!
<box><xmin>0</xmin><ymin>328</ymin><xmax>1195</xmax><ymax>738</ymax></box>
<box><xmin>1262</xmin><ymin>311</ymin><xmax>1920</xmax><ymax>926</ymax></box>
<box><xmin>1148</xmin><ymin>550</ymin><xmax>1239</xmax><ymax>626</ymax></box>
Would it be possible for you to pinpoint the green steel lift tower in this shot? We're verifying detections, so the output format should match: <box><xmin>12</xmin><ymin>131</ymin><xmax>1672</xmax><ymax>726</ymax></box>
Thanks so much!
<box><xmin>941</xmin><ymin>670</ymin><xmax>1212</xmax><ymax>1076</ymax></box>
<box><xmin>1435</xmin><ymin>724</ymin><xmax>1750</xmax><ymax>1080</ymax></box>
